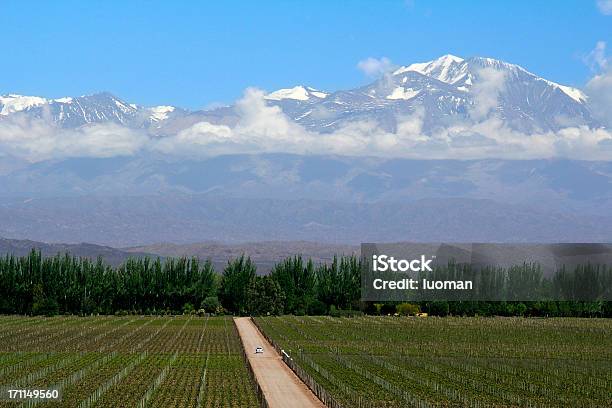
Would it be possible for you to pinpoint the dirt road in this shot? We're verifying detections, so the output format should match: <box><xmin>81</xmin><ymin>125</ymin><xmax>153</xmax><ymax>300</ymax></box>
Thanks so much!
<box><xmin>234</xmin><ymin>317</ymin><xmax>326</xmax><ymax>408</ymax></box>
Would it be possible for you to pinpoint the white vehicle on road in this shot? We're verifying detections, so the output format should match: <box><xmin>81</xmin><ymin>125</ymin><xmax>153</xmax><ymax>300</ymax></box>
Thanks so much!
<box><xmin>255</xmin><ymin>346</ymin><xmax>264</xmax><ymax>354</ymax></box>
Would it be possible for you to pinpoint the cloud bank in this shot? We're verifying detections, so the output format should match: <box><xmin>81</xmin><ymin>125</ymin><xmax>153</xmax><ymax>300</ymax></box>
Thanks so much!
<box><xmin>0</xmin><ymin>115</ymin><xmax>147</xmax><ymax>161</ymax></box>
<box><xmin>1</xmin><ymin>70</ymin><xmax>611</xmax><ymax>162</ymax></box>
<box><xmin>135</xmin><ymin>82</ymin><xmax>612</xmax><ymax>161</ymax></box>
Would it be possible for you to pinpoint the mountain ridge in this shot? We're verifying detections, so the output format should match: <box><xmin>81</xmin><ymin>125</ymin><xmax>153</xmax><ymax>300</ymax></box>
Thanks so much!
<box><xmin>1</xmin><ymin>194</ymin><xmax>611</xmax><ymax>247</ymax></box>
<box><xmin>0</xmin><ymin>237</ymin><xmax>153</xmax><ymax>266</ymax></box>
<box><xmin>0</xmin><ymin>54</ymin><xmax>599</xmax><ymax>134</ymax></box>
<box><xmin>0</xmin><ymin>236</ymin><xmax>358</xmax><ymax>271</ymax></box>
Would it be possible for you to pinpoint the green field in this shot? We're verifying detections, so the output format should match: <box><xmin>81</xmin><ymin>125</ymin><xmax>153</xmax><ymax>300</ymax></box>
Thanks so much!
<box><xmin>1</xmin><ymin>315</ymin><xmax>611</xmax><ymax>408</ymax></box>
<box><xmin>0</xmin><ymin>316</ymin><xmax>258</xmax><ymax>407</ymax></box>
<box><xmin>256</xmin><ymin>316</ymin><xmax>612</xmax><ymax>408</ymax></box>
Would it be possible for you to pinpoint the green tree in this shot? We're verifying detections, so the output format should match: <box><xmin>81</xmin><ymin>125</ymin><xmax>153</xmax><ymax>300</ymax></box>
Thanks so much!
<box><xmin>219</xmin><ymin>255</ymin><xmax>256</xmax><ymax>314</ymax></box>
<box><xmin>31</xmin><ymin>283</ymin><xmax>59</xmax><ymax>316</ymax></box>
<box><xmin>246</xmin><ymin>276</ymin><xmax>285</xmax><ymax>316</ymax></box>
<box><xmin>270</xmin><ymin>256</ymin><xmax>316</xmax><ymax>314</ymax></box>
<box><xmin>316</xmin><ymin>256</ymin><xmax>361</xmax><ymax>310</ymax></box>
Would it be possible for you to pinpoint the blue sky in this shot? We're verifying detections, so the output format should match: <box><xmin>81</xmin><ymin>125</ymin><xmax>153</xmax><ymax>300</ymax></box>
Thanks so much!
<box><xmin>1</xmin><ymin>0</ymin><xmax>610</xmax><ymax>109</ymax></box>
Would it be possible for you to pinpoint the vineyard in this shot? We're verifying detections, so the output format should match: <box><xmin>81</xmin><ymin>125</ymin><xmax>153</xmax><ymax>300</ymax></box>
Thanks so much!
<box><xmin>255</xmin><ymin>316</ymin><xmax>612</xmax><ymax>408</ymax></box>
<box><xmin>0</xmin><ymin>316</ymin><xmax>259</xmax><ymax>407</ymax></box>
<box><xmin>1</xmin><ymin>315</ymin><xmax>610</xmax><ymax>408</ymax></box>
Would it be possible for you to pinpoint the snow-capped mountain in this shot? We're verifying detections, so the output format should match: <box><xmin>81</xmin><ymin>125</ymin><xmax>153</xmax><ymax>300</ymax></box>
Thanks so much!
<box><xmin>0</xmin><ymin>92</ymin><xmax>184</xmax><ymax>129</ymax></box>
<box><xmin>396</xmin><ymin>54</ymin><xmax>586</xmax><ymax>103</ymax></box>
<box><xmin>264</xmin><ymin>86</ymin><xmax>328</xmax><ymax>101</ymax></box>
<box><xmin>268</xmin><ymin>54</ymin><xmax>597</xmax><ymax>133</ymax></box>
<box><xmin>0</xmin><ymin>54</ymin><xmax>600</xmax><ymax>134</ymax></box>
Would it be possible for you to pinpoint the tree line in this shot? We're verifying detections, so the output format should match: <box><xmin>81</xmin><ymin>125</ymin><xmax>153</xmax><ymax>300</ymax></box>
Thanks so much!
<box><xmin>0</xmin><ymin>250</ymin><xmax>609</xmax><ymax>317</ymax></box>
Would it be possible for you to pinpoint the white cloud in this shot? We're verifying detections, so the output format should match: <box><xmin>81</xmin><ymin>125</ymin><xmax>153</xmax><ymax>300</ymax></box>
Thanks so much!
<box><xmin>585</xmin><ymin>70</ymin><xmax>612</xmax><ymax>127</ymax></box>
<box><xmin>151</xmin><ymin>88</ymin><xmax>612</xmax><ymax>161</ymax></box>
<box><xmin>155</xmin><ymin>88</ymin><xmax>316</xmax><ymax>157</ymax></box>
<box><xmin>596</xmin><ymin>0</ymin><xmax>612</xmax><ymax>15</ymax></box>
<box><xmin>0</xmin><ymin>115</ymin><xmax>146</xmax><ymax>161</ymax></box>
<box><xmin>1</xmin><ymin>85</ymin><xmax>612</xmax><ymax>163</ymax></box>
<box><xmin>584</xmin><ymin>41</ymin><xmax>609</xmax><ymax>72</ymax></box>
<box><xmin>469</xmin><ymin>68</ymin><xmax>507</xmax><ymax>121</ymax></box>
<box><xmin>357</xmin><ymin>57</ymin><xmax>395</xmax><ymax>78</ymax></box>
<box><xmin>584</xmin><ymin>41</ymin><xmax>612</xmax><ymax>127</ymax></box>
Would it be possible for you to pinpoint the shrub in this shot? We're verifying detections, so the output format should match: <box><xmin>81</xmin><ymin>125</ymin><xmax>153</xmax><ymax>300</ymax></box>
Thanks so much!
<box><xmin>201</xmin><ymin>296</ymin><xmax>221</xmax><ymax>313</ymax></box>
<box><xmin>396</xmin><ymin>303</ymin><xmax>420</xmax><ymax>316</ymax></box>
<box><xmin>183</xmin><ymin>303</ymin><xmax>195</xmax><ymax>315</ymax></box>
<box><xmin>307</xmin><ymin>299</ymin><xmax>327</xmax><ymax>316</ymax></box>
<box><xmin>515</xmin><ymin>303</ymin><xmax>527</xmax><ymax>316</ymax></box>
<box><xmin>427</xmin><ymin>301</ymin><xmax>450</xmax><ymax>316</ymax></box>
<box><xmin>374</xmin><ymin>303</ymin><xmax>384</xmax><ymax>315</ymax></box>
<box><xmin>32</xmin><ymin>298</ymin><xmax>59</xmax><ymax>317</ymax></box>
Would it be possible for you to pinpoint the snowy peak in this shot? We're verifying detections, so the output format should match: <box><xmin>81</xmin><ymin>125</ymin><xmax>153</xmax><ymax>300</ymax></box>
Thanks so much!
<box><xmin>0</xmin><ymin>94</ymin><xmax>49</xmax><ymax>115</ymax></box>
<box><xmin>468</xmin><ymin>56</ymin><xmax>524</xmax><ymax>72</ymax></box>
<box><xmin>265</xmin><ymin>86</ymin><xmax>328</xmax><ymax>101</ymax></box>
<box><xmin>84</xmin><ymin>92</ymin><xmax>137</xmax><ymax>114</ymax></box>
<box><xmin>394</xmin><ymin>54</ymin><xmax>466</xmax><ymax>84</ymax></box>
<box><xmin>148</xmin><ymin>105</ymin><xmax>176</xmax><ymax>122</ymax></box>
<box><xmin>393</xmin><ymin>54</ymin><xmax>587</xmax><ymax>104</ymax></box>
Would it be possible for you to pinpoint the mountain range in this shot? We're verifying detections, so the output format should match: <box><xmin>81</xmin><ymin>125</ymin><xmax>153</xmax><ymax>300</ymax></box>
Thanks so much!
<box><xmin>0</xmin><ymin>54</ymin><xmax>600</xmax><ymax>134</ymax></box>
<box><xmin>0</xmin><ymin>54</ymin><xmax>610</xmax><ymax>246</ymax></box>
